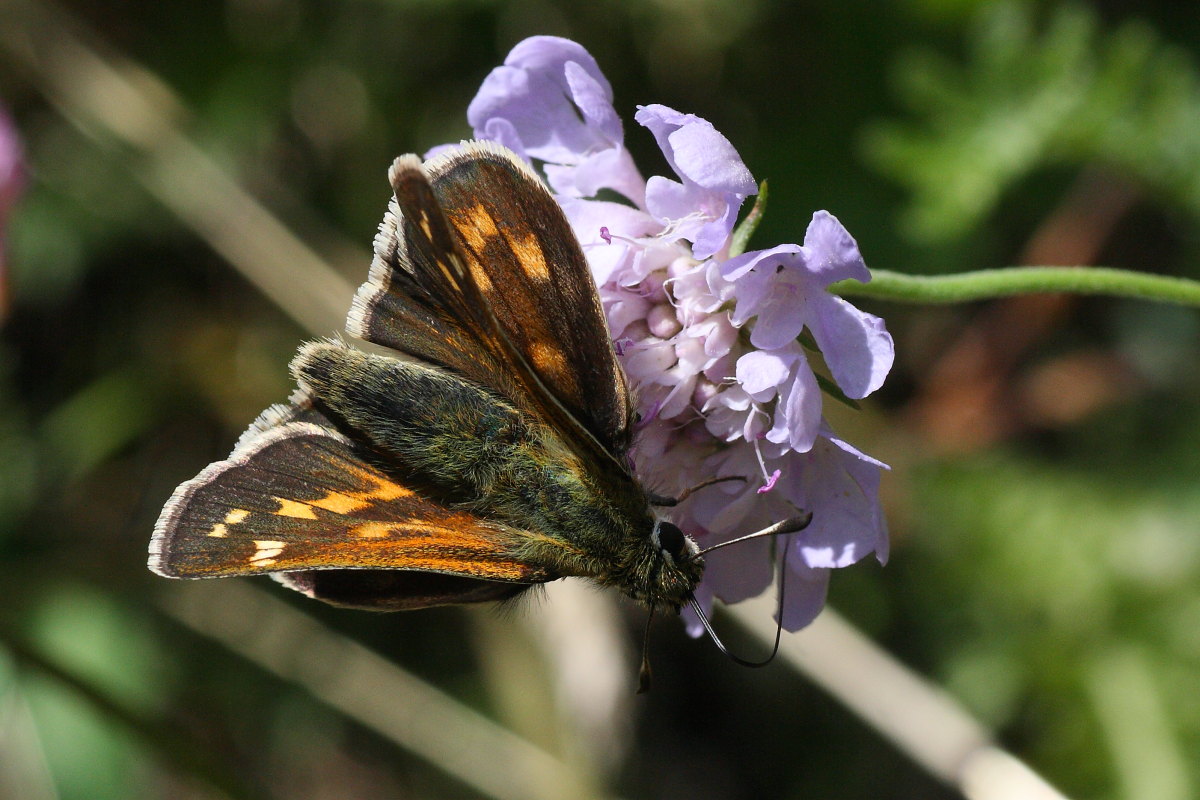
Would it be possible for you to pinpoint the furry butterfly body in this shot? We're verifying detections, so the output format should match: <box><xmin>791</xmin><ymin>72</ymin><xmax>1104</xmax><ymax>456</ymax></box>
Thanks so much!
<box><xmin>150</xmin><ymin>141</ymin><xmax>704</xmax><ymax>612</ymax></box>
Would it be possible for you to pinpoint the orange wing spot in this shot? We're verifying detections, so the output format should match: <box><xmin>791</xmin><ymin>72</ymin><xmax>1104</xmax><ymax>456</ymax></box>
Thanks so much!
<box><xmin>457</xmin><ymin>202</ymin><xmax>500</xmax><ymax>249</ymax></box>
<box><xmin>307</xmin><ymin>472</ymin><xmax>413</xmax><ymax>515</ymax></box>
<box><xmin>418</xmin><ymin>213</ymin><xmax>433</xmax><ymax>241</ymax></box>
<box><xmin>338</xmin><ymin>464</ymin><xmax>414</xmax><ymax>500</ymax></box>
<box><xmin>274</xmin><ymin>497</ymin><xmax>318</xmax><ymax>519</ymax></box>
<box><xmin>455</xmin><ymin>203</ymin><xmax>501</xmax><ymax>292</ymax></box>
<box><xmin>359</xmin><ymin>475</ymin><xmax>413</xmax><ymax>502</ymax></box>
<box><xmin>352</xmin><ymin>521</ymin><xmax>395</xmax><ymax>539</ymax></box>
<box><xmin>468</xmin><ymin>260</ymin><xmax>495</xmax><ymax>294</ymax></box>
<box><xmin>272</xmin><ymin>469</ymin><xmax>416</xmax><ymax>520</ymax></box>
<box><xmin>509</xmin><ymin>228</ymin><xmax>551</xmax><ymax>282</ymax></box>
<box><xmin>224</xmin><ymin>508</ymin><xmax>250</xmax><ymax>525</ymax></box>
<box><xmin>528</xmin><ymin>340</ymin><xmax>573</xmax><ymax>387</ymax></box>
<box><xmin>207</xmin><ymin>524</ymin><xmax>229</xmax><ymax>538</ymax></box>
<box><xmin>308</xmin><ymin>491</ymin><xmax>367</xmax><ymax>515</ymax></box>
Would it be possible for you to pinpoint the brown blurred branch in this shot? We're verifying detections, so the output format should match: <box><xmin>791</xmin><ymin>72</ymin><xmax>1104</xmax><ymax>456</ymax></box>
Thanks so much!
<box><xmin>905</xmin><ymin>168</ymin><xmax>1141</xmax><ymax>453</ymax></box>
<box><xmin>0</xmin><ymin>0</ymin><xmax>354</xmax><ymax>335</ymax></box>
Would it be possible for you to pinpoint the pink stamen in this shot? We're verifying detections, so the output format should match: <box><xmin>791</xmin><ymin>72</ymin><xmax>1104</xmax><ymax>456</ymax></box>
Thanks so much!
<box><xmin>757</xmin><ymin>469</ymin><xmax>781</xmax><ymax>494</ymax></box>
<box><xmin>748</xmin><ymin>412</ymin><xmax>782</xmax><ymax>493</ymax></box>
<box><xmin>600</xmin><ymin>226</ymin><xmax>612</xmax><ymax>244</ymax></box>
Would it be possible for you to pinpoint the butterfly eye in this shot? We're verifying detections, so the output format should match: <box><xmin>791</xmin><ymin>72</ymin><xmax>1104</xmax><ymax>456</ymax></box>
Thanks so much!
<box><xmin>655</xmin><ymin>520</ymin><xmax>687</xmax><ymax>561</ymax></box>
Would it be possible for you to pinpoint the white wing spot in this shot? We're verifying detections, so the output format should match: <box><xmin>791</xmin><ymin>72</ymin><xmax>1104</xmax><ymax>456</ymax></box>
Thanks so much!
<box><xmin>250</xmin><ymin>540</ymin><xmax>286</xmax><ymax>564</ymax></box>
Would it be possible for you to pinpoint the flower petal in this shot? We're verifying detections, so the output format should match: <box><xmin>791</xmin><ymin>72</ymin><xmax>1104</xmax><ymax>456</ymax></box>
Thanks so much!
<box><xmin>478</xmin><ymin>117</ymin><xmax>527</xmax><ymax>161</ymax></box>
<box><xmin>735</xmin><ymin>349</ymin><xmax>794</xmax><ymax>395</ymax></box>
<box><xmin>636</xmin><ymin>104</ymin><xmax>755</xmax><ymax>259</ymax></box>
<box><xmin>562</xmin><ymin>59</ymin><xmax>622</xmax><ymax>143</ymax></box>
<box><xmin>778</xmin><ymin>434</ymin><xmax>890</xmax><ymax>571</ymax></box>
<box><xmin>720</xmin><ymin>243</ymin><xmax>802</xmax><ymax>282</ymax></box>
<box><xmin>803</xmin><ymin>211</ymin><xmax>870</xmax><ymax>285</ymax></box>
<box><xmin>468</xmin><ymin>36</ymin><xmax>618</xmax><ymax>163</ymax></box>
<box><xmin>747</xmin><ymin>272</ymin><xmax>809</xmax><ymax>350</ymax></box>
<box><xmin>777</xmin><ymin>562</ymin><xmax>831</xmax><ymax>632</ymax></box>
<box><xmin>807</xmin><ymin>294</ymin><xmax>895</xmax><ymax>399</ymax></box>
<box><xmin>765</xmin><ymin>357</ymin><xmax>820</xmax><ymax>453</ymax></box>
<box><xmin>549</xmin><ymin>146</ymin><xmax>645</xmax><ymax>206</ymax></box>
<box><xmin>703</xmin><ymin>535</ymin><xmax>774</xmax><ymax>604</ymax></box>
<box><xmin>667</xmin><ymin>119</ymin><xmax>755</xmax><ymax>196</ymax></box>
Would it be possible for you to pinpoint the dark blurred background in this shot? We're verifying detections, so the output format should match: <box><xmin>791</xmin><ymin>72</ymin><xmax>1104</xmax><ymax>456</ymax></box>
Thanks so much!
<box><xmin>2</xmin><ymin>1</ymin><xmax>1199</xmax><ymax>798</ymax></box>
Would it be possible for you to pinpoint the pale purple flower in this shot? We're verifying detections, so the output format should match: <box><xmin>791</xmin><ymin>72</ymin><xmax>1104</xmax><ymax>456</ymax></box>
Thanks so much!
<box><xmin>453</xmin><ymin>37</ymin><xmax>894</xmax><ymax>634</ymax></box>
<box><xmin>731</xmin><ymin>344</ymin><xmax>822</xmax><ymax>453</ymax></box>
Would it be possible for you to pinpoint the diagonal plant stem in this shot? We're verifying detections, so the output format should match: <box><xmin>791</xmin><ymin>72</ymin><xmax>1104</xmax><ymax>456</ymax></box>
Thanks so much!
<box><xmin>728</xmin><ymin>598</ymin><xmax>1072</xmax><ymax>800</ymax></box>
<box><xmin>0</xmin><ymin>0</ymin><xmax>353</xmax><ymax>335</ymax></box>
<box><xmin>832</xmin><ymin>266</ymin><xmax>1200</xmax><ymax>308</ymax></box>
<box><xmin>161</xmin><ymin>582</ymin><xmax>611</xmax><ymax>800</ymax></box>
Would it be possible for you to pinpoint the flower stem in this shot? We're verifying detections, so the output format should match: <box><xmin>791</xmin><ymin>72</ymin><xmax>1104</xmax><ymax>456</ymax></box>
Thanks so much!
<box><xmin>729</xmin><ymin>180</ymin><xmax>768</xmax><ymax>258</ymax></box>
<box><xmin>831</xmin><ymin>266</ymin><xmax>1200</xmax><ymax>308</ymax></box>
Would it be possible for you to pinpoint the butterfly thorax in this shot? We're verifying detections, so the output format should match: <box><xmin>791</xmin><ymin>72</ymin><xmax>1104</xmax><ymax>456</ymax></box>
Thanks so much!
<box><xmin>489</xmin><ymin>443</ymin><xmax>705</xmax><ymax>610</ymax></box>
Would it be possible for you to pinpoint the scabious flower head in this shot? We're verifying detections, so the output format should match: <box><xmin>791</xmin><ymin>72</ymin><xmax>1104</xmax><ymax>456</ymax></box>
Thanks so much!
<box><xmin>462</xmin><ymin>37</ymin><xmax>895</xmax><ymax>632</ymax></box>
<box><xmin>0</xmin><ymin>105</ymin><xmax>24</xmax><ymax>317</ymax></box>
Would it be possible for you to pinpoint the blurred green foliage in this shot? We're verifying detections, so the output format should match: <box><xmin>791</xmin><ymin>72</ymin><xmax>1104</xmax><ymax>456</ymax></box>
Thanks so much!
<box><xmin>866</xmin><ymin>3</ymin><xmax>1200</xmax><ymax>241</ymax></box>
<box><xmin>2</xmin><ymin>1</ymin><xmax>1199</xmax><ymax>799</ymax></box>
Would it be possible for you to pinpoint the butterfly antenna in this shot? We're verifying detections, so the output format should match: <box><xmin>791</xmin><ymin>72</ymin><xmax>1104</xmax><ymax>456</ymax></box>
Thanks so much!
<box><xmin>674</xmin><ymin>475</ymin><xmax>748</xmax><ymax>504</ymax></box>
<box><xmin>689</xmin><ymin>512</ymin><xmax>812</xmax><ymax>561</ymax></box>
<box><xmin>637</xmin><ymin>603</ymin><xmax>656</xmax><ymax>694</ymax></box>
<box><xmin>648</xmin><ymin>475</ymin><xmax>747</xmax><ymax>507</ymax></box>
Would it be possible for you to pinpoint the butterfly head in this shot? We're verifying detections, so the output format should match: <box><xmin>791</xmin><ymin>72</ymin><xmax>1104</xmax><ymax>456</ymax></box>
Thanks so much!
<box><xmin>621</xmin><ymin>517</ymin><xmax>704</xmax><ymax>611</ymax></box>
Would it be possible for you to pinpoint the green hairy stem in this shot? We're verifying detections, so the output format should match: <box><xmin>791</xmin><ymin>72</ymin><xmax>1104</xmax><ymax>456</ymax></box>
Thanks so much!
<box><xmin>831</xmin><ymin>266</ymin><xmax>1200</xmax><ymax>308</ymax></box>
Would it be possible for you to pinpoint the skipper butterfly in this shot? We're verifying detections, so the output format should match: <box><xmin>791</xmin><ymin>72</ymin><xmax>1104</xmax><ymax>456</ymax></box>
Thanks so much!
<box><xmin>150</xmin><ymin>141</ymin><xmax>714</xmax><ymax>613</ymax></box>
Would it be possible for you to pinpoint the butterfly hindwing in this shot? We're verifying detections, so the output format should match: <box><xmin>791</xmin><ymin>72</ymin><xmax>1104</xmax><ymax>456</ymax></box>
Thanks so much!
<box><xmin>150</xmin><ymin>400</ymin><xmax>553</xmax><ymax>606</ymax></box>
<box><xmin>273</xmin><ymin>568</ymin><xmax>529</xmax><ymax>611</ymax></box>
<box><xmin>347</xmin><ymin>141</ymin><xmax>633</xmax><ymax>461</ymax></box>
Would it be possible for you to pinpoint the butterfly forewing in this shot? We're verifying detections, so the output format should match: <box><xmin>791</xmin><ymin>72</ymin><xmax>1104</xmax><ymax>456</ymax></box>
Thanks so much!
<box><xmin>348</xmin><ymin>141</ymin><xmax>633</xmax><ymax>461</ymax></box>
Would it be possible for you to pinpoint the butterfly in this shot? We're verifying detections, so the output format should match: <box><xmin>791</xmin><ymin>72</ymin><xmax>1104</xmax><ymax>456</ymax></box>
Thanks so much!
<box><xmin>149</xmin><ymin>140</ymin><xmax>710</xmax><ymax>615</ymax></box>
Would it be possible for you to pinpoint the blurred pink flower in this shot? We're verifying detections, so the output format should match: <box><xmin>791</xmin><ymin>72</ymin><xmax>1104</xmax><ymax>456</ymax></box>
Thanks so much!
<box><xmin>0</xmin><ymin>106</ymin><xmax>25</xmax><ymax>318</ymax></box>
